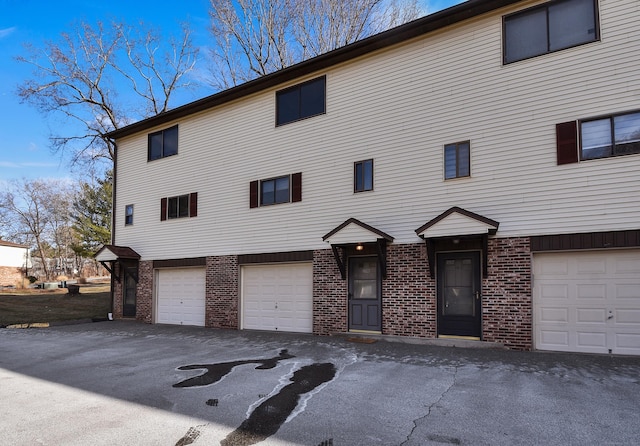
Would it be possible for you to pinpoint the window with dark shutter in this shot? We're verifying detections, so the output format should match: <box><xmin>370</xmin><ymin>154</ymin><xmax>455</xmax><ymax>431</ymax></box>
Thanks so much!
<box><xmin>161</xmin><ymin>193</ymin><xmax>198</xmax><ymax>220</ymax></box>
<box><xmin>250</xmin><ymin>173</ymin><xmax>301</xmax><ymax>207</ymax></box>
<box><xmin>556</xmin><ymin>121</ymin><xmax>578</xmax><ymax>165</ymax></box>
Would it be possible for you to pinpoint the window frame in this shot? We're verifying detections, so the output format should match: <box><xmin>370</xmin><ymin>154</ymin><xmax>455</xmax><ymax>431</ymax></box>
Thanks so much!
<box><xmin>124</xmin><ymin>204</ymin><xmax>134</xmax><ymax>226</ymax></box>
<box><xmin>161</xmin><ymin>192</ymin><xmax>197</xmax><ymax>221</ymax></box>
<box><xmin>148</xmin><ymin>125</ymin><xmax>179</xmax><ymax>161</ymax></box>
<box><xmin>260</xmin><ymin>175</ymin><xmax>291</xmax><ymax>206</ymax></box>
<box><xmin>444</xmin><ymin>141</ymin><xmax>471</xmax><ymax>180</ymax></box>
<box><xmin>503</xmin><ymin>0</ymin><xmax>599</xmax><ymax>64</ymax></box>
<box><xmin>354</xmin><ymin>159</ymin><xmax>374</xmax><ymax>193</ymax></box>
<box><xmin>276</xmin><ymin>76</ymin><xmax>326</xmax><ymax>126</ymax></box>
<box><xmin>579</xmin><ymin>110</ymin><xmax>640</xmax><ymax>161</ymax></box>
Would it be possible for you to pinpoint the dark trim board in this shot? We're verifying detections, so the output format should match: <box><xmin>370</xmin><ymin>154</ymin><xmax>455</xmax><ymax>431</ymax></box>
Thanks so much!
<box><xmin>531</xmin><ymin>230</ymin><xmax>640</xmax><ymax>252</ymax></box>
<box><xmin>238</xmin><ymin>251</ymin><xmax>314</xmax><ymax>264</ymax></box>
<box><xmin>153</xmin><ymin>257</ymin><xmax>207</xmax><ymax>268</ymax></box>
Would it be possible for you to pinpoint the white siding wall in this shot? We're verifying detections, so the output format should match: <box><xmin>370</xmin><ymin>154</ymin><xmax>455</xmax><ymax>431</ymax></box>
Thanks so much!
<box><xmin>0</xmin><ymin>245</ymin><xmax>29</xmax><ymax>268</ymax></box>
<box><xmin>115</xmin><ymin>0</ymin><xmax>640</xmax><ymax>260</ymax></box>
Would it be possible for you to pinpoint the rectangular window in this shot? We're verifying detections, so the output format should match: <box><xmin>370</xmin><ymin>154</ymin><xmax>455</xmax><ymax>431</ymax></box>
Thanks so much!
<box><xmin>276</xmin><ymin>76</ymin><xmax>326</xmax><ymax>126</ymax></box>
<box><xmin>354</xmin><ymin>159</ymin><xmax>374</xmax><ymax>192</ymax></box>
<box><xmin>504</xmin><ymin>0</ymin><xmax>598</xmax><ymax>64</ymax></box>
<box><xmin>581</xmin><ymin>111</ymin><xmax>640</xmax><ymax>160</ymax></box>
<box><xmin>250</xmin><ymin>173</ymin><xmax>302</xmax><ymax>208</ymax></box>
<box><xmin>444</xmin><ymin>141</ymin><xmax>470</xmax><ymax>179</ymax></box>
<box><xmin>148</xmin><ymin>125</ymin><xmax>178</xmax><ymax>161</ymax></box>
<box><xmin>161</xmin><ymin>192</ymin><xmax>197</xmax><ymax>221</ymax></box>
<box><xmin>261</xmin><ymin>176</ymin><xmax>290</xmax><ymax>206</ymax></box>
<box><xmin>125</xmin><ymin>204</ymin><xmax>134</xmax><ymax>226</ymax></box>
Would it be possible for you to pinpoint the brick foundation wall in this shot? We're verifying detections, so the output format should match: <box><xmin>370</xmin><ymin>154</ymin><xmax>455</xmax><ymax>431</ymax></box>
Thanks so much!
<box><xmin>113</xmin><ymin>263</ymin><xmax>123</xmax><ymax>318</ymax></box>
<box><xmin>313</xmin><ymin>249</ymin><xmax>347</xmax><ymax>335</ymax></box>
<box><xmin>136</xmin><ymin>261</ymin><xmax>153</xmax><ymax>323</ymax></box>
<box><xmin>483</xmin><ymin>237</ymin><xmax>532</xmax><ymax>350</ymax></box>
<box><xmin>0</xmin><ymin>266</ymin><xmax>24</xmax><ymax>287</ymax></box>
<box><xmin>382</xmin><ymin>243</ymin><xmax>436</xmax><ymax>338</ymax></box>
<box><xmin>206</xmin><ymin>255</ymin><xmax>238</xmax><ymax>329</ymax></box>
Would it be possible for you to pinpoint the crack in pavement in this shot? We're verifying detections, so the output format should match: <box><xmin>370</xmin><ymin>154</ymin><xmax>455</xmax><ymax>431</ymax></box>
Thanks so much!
<box><xmin>400</xmin><ymin>365</ymin><xmax>459</xmax><ymax>446</ymax></box>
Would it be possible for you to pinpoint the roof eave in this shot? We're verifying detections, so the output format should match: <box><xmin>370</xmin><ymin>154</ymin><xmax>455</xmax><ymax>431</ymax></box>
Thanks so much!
<box><xmin>107</xmin><ymin>0</ymin><xmax>521</xmax><ymax>140</ymax></box>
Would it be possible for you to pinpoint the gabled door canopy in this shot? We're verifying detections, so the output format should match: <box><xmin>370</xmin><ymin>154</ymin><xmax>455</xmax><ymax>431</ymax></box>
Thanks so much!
<box><xmin>323</xmin><ymin>218</ymin><xmax>394</xmax><ymax>279</ymax></box>
<box><xmin>94</xmin><ymin>245</ymin><xmax>141</xmax><ymax>283</ymax></box>
<box><xmin>415</xmin><ymin>207</ymin><xmax>499</xmax><ymax>278</ymax></box>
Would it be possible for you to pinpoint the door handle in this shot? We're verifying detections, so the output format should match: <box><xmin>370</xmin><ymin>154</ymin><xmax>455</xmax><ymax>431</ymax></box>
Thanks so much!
<box><xmin>348</xmin><ymin>292</ymin><xmax>353</xmax><ymax>300</ymax></box>
<box><xmin>475</xmin><ymin>291</ymin><xmax>480</xmax><ymax>301</ymax></box>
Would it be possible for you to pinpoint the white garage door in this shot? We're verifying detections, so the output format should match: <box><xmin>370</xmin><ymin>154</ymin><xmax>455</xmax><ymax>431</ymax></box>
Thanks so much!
<box><xmin>156</xmin><ymin>268</ymin><xmax>206</xmax><ymax>326</ymax></box>
<box><xmin>534</xmin><ymin>250</ymin><xmax>640</xmax><ymax>355</ymax></box>
<box><xmin>241</xmin><ymin>263</ymin><xmax>313</xmax><ymax>333</ymax></box>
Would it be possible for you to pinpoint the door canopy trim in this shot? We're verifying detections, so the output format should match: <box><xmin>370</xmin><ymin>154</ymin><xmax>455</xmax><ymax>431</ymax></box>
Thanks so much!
<box><xmin>94</xmin><ymin>245</ymin><xmax>141</xmax><ymax>283</ymax></box>
<box><xmin>415</xmin><ymin>206</ymin><xmax>499</xmax><ymax>239</ymax></box>
<box><xmin>415</xmin><ymin>207</ymin><xmax>499</xmax><ymax>279</ymax></box>
<box><xmin>323</xmin><ymin>218</ymin><xmax>394</xmax><ymax>280</ymax></box>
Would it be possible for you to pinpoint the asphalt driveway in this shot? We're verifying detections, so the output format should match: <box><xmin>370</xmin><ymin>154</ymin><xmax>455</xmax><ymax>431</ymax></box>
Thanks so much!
<box><xmin>1</xmin><ymin>321</ymin><xmax>639</xmax><ymax>446</ymax></box>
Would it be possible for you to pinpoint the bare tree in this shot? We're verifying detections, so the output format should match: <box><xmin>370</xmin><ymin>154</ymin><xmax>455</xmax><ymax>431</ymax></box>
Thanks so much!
<box><xmin>17</xmin><ymin>21</ymin><xmax>198</xmax><ymax>168</ymax></box>
<box><xmin>208</xmin><ymin>0</ymin><xmax>424</xmax><ymax>89</ymax></box>
<box><xmin>0</xmin><ymin>179</ymin><xmax>75</xmax><ymax>280</ymax></box>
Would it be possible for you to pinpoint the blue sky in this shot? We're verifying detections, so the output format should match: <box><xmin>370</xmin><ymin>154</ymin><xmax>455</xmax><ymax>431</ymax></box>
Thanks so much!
<box><xmin>0</xmin><ymin>0</ymin><xmax>461</xmax><ymax>183</ymax></box>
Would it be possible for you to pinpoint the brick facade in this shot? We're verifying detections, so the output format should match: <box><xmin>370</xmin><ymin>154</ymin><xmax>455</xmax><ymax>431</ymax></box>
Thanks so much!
<box><xmin>206</xmin><ymin>255</ymin><xmax>239</xmax><ymax>329</ymax></box>
<box><xmin>112</xmin><ymin>263</ymin><xmax>123</xmax><ymax>318</ymax></box>
<box><xmin>110</xmin><ymin>237</ymin><xmax>532</xmax><ymax>350</ymax></box>
<box><xmin>382</xmin><ymin>243</ymin><xmax>436</xmax><ymax>338</ymax></box>
<box><xmin>136</xmin><ymin>261</ymin><xmax>153</xmax><ymax>323</ymax></box>
<box><xmin>482</xmin><ymin>237</ymin><xmax>532</xmax><ymax>350</ymax></box>
<box><xmin>312</xmin><ymin>249</ymin><xmax>347</xmax><ymax>335</ymax></box>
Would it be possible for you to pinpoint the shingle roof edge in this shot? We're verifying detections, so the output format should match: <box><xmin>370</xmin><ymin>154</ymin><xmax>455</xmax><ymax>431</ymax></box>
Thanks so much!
<box><xmin>107</xmin><ymin>0</ymin><xmax>521</xmax><ymax>140</ymax></box>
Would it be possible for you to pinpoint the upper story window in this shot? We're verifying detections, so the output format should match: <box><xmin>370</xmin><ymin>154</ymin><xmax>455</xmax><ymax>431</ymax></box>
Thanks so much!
<box><xmin>503</xmin><ymin>0</ymin><xmax>598</xmax><ymax>64</ymax></box>
<box><xmin>125</xmin><ymin>204</ymin><xmax>134</xmax><ymax>226</ymax></box>
<box><xmin>160</xmin><ymin>192</ymin><xmax>197</xmax><ymax>221</ymax></box>
<box><xmin>581</xmin><ymin>111</ymin><xmax>640</xmax><ymax>160</ymax></box>
<box><xmin>148</xmin><ymin>125</ymin><xmax>178</xmax><ymax>161</ymax></box>
<box><xmin>261</xmin><ymin>176</ymin><xmax>290</xmax><ymax>206</ymax></box>
<box><xmin>250</xmin><ymin>173</ymin><xmax>302</xmax><ymax>208</ymax></box>
<box><xmin>354</xmin><ymin>159</ymin><xmax>374</xmax><ymax>192</ymax></box>
<box><xmin>444</xmin><ymin>141</ymin><xmax>470</xmax><ymax>179</ymax></box>
<box><xmin>276</xmin><ymin>76</ymin><xmax>326</xmax><ymax>126</ymax></box>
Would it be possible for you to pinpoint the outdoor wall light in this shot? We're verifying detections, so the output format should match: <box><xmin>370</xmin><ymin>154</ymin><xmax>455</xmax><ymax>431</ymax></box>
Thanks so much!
<box><xmin>355</xmin><ymin>243</ymin><xmax>364</xmax><ymax>251</ymax></box>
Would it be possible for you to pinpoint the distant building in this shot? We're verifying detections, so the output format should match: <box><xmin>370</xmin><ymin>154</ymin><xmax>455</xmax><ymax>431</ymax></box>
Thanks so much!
<box><xmin>0</xmin><ymin>240</ymin><xmax>31</xmax><ymax>286</ymax></box>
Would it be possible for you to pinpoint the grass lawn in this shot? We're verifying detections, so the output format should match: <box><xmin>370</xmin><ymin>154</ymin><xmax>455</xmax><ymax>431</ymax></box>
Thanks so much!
<box><xmin>0</xmin><ymin>284</ymin><xmax>112</xmax><ymax>327</ymax></box>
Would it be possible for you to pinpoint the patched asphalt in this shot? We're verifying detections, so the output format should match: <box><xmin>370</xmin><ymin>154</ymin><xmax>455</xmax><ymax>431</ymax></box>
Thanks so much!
<box><xmin>1</xmin><ymin>321</ymin><xmax>639</xmax><ymax>446</ymax></box>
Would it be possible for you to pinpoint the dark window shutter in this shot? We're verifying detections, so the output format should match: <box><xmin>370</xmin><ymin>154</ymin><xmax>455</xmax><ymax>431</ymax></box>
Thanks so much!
<box><xmin>291</xmin><ymin>172</ymin><xmax>302</xmax><ymax>202</ymax></box>
<box><xmin>250</xmin><ymin>181</ymin><xmax>259</xmax><ymax>208</ymax></box>
<box><xmin>189</xmin><ymin>192</ymin><xmax>198</xmax><ymax>217</ymax></box>
<box><xmin>556</xmin><ymin>121</ymin><xmax>578</xmax><ymax>165</ymax></box>
<box><xmin>160</xmin><ymin>197</ymin><xmax>167</xmax><ymax>221</ymax></box>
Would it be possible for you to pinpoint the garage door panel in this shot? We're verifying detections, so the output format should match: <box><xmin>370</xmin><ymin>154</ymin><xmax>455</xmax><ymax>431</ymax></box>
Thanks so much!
<box><xmin>539</xmin><ymin>330</ymin><xmax>569</xmax><ymax>347</ymax></box>
<box><xmin>156</xmin><ymin>268</ymin><xmax>205</xmax><ymax>327</ymax></box>
<box><xmin>534</xmin><ymin>250</ymin><xmax>640</xmax><ymax>355</ymax></box>
<box><xmin>242</xmin><ymin>263</ymin><xmax>312</xmax><ymax>333</ymax></box>
<box><xmin>576</xmin><ymin>308</ymin><xmax>606</xmax><ymax>323</ymax></box>
<box><xmin>576</xmin><ymin>331</ymin><xmax>607</xmax><ymax>349</ymax></box>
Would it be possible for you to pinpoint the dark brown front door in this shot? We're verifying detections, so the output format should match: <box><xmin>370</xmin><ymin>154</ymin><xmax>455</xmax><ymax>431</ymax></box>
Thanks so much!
<box><xmin>348</xmin><ymin>256</ymin><xmax>381</xmax><ymax>331</ymax></box>
<box><xmin>123</xmin><ymin>265</ymin><xmax>137</xmax><ymax>318</ymax></box>
<box><xmin>437</xmin><ymin>251</ymin><xmax>481</xmax><ymax>338</ymax></box>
